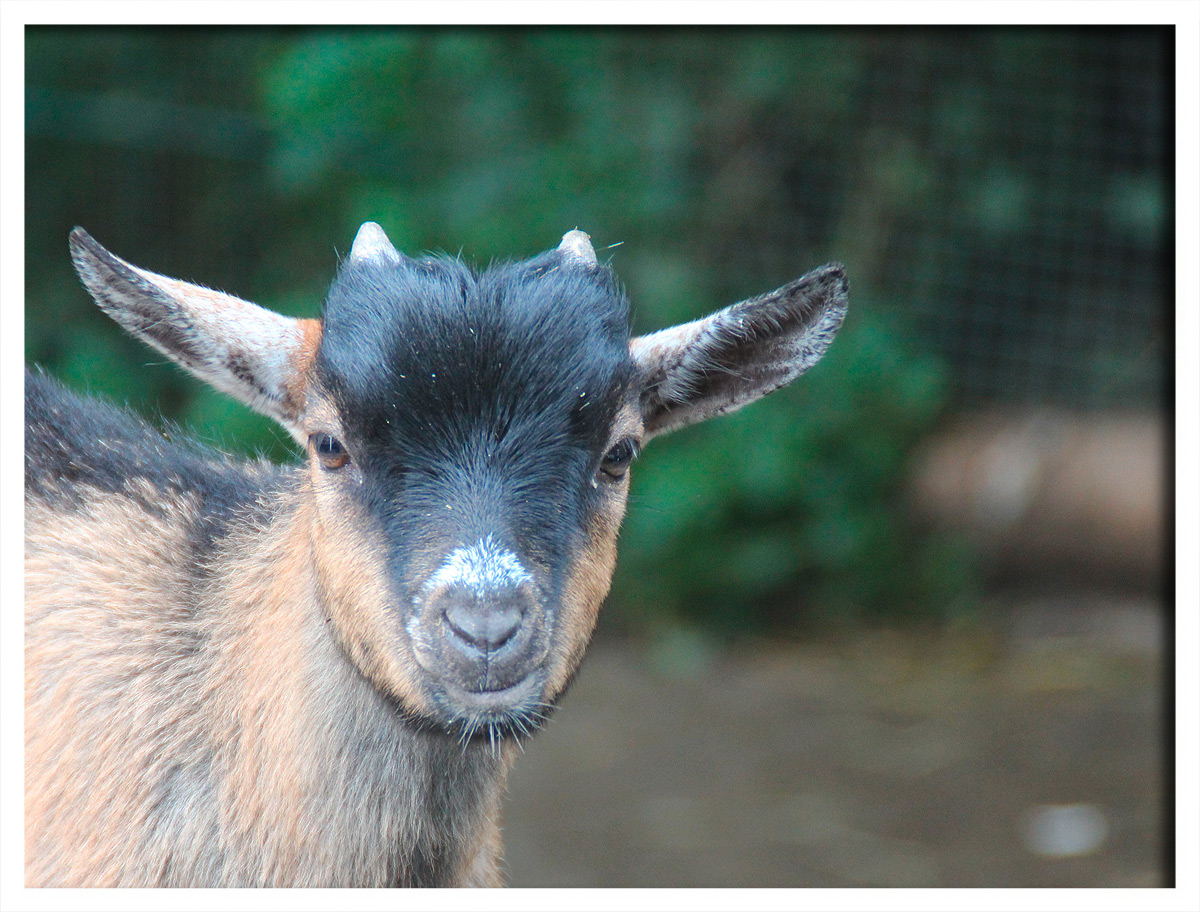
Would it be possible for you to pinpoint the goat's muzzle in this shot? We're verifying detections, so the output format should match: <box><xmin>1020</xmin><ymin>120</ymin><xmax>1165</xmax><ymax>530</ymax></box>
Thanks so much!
<box><xmin>405</xmin><ymin>540</ymin><xmax>553</xmax><ymax>731</ymax></box>
<box><xmin>424</xmin><ymin>579</ymin><xmax>546</xmax><ymax>693</ymax></box>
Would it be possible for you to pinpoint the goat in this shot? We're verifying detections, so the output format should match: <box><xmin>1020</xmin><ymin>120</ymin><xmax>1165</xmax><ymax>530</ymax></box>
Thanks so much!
<box><xmin>24</xmin><ymin>223</ymin><xmax>847</xmax><ymax>886</ymax></box>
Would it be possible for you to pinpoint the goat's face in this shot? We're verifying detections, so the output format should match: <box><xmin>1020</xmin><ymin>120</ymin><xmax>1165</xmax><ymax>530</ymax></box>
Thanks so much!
<box><xmin>302</xmin><ymin>236</ymin><xmax>640</xmax><ymax>738</ymax></box>
<box><xmin>69</xmin><ymin>222</ymin><xmax>847</xmax><ymax>744</ymax></box>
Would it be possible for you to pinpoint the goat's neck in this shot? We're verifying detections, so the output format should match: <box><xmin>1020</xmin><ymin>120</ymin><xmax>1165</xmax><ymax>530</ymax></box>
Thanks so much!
<box><xmin>205</xmin><ymin>484</ymin><xmax>515</xmax><ymax>886</ymax></box>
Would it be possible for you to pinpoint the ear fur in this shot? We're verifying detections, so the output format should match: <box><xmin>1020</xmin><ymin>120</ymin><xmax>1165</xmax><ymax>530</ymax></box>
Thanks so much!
<box><xmin>631</xmin><ymin>263</ymin><xmax>847</xmax><ymax>440</ymax></box>
<box><xmin>69</xmin><ymin>228</ymin><xmax>320</xmax><ymax>442</ymax></box>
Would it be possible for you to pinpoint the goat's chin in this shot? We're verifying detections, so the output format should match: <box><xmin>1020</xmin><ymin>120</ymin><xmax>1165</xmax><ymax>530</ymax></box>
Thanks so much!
<box><xmin>423</xmin><ymin>671</ymin><xmax>556</xmax><ymax>742</ymax></box>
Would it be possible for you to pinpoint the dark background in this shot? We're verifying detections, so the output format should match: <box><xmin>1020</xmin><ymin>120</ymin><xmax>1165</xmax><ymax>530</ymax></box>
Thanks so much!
<box><xmin>24</xmin><ymin>26</ymin><xmax>1171</xmax><ymax>887</ymax></box>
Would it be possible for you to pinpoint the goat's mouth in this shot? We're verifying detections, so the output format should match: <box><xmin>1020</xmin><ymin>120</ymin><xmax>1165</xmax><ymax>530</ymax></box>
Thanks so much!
<box><xmin>400</xmin><ymin>568</ymin><xmax>557</xmax><ymax>738</ymax></box>
<box><xmin>429</xmin><ymin>671</ymin><xmax>553</xmax><ymax>741</ymax></box>
<box><xmin>405</xmin><ymin>585</ymin><xmax>553</xmax><ymax>714</ymax></box>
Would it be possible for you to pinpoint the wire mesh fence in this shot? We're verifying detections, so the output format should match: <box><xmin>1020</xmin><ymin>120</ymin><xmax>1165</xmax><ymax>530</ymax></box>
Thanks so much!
<box><xmin>839</xmin><ymin>30</ymin><xmax>1169</xmax><ymax>410</ymax></box>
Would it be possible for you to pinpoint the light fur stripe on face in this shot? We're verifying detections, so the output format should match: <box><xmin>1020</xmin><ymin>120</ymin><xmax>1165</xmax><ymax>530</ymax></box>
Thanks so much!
<box><xmin>423</xmin><ymin>537</ymin><xmax>533</xmax><ymax>596</ymax></box>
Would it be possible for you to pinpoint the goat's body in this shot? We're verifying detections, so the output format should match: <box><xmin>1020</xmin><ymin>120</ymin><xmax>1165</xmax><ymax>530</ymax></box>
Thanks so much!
<box><xmin>25</xmin><ymin>372</ymin><xmax>510</xmax><ymax>886</ymax></box>
<box><xmin>26</xmin><ymin>225</ymin><xmax>846</xmax><ymax>887</ymax></box>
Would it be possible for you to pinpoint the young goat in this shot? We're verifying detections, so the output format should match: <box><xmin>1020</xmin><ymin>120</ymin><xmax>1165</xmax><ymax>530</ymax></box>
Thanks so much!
<box><xmin>25</xmin><ymin>223</ymin><xmax>847</xmax><ymax>887</ymax></box>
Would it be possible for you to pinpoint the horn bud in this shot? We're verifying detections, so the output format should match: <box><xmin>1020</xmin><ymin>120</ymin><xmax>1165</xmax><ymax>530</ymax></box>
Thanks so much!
<box><xmin>350</xmin><ymin>222</ymin><xmax>402</xmax><ymax>265</ymax></box>
<box><xmin>558</xmin><ymin>229</ymin><xmax>598</xmax><ymax>267</ymax></box>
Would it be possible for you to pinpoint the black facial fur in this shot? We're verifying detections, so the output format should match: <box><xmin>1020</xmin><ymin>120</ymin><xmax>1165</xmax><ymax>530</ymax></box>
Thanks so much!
<box><xmin>315</xmin><ymin>247</ymin><xmax>635</xmax><ymax>552</ymax></box>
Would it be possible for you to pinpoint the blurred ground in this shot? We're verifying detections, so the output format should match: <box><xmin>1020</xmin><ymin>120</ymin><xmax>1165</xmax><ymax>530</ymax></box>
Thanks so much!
<box><xmin>501</xmin><ymin>595</ymin><xmax>1164</xmax><ymax>887</ymax></box>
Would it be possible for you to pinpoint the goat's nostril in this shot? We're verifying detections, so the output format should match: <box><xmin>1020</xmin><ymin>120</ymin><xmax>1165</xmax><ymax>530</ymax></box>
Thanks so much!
<box><xmin>443</xmin><ymin>601</ymin><xmax>523</xmax><ymax>651</ymax></box>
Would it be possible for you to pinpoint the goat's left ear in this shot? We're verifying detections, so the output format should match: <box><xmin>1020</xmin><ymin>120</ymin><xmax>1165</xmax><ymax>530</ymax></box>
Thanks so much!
<box><xmin>631</xmin><ymin>263</ymin><xmax>848</xmax><ymax>441</ymax></box>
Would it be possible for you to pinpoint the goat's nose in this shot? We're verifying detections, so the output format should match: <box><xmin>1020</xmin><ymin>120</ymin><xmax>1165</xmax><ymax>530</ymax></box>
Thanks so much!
<box><xmin>421</xmin><ymin>537</ymin><xmax>541</xmax><ymax>669</ymax></box>
<box><xmin>443</xmin><ymin>594</ymin><xmax>525</xmax><ymax>651</ymax></box>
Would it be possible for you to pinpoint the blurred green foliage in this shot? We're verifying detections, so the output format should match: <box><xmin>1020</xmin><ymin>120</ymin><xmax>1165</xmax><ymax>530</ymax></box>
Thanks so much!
<box><xmin>25</xmin><ymin>27</ymin><xmax>1165</xmax><ymax>636</ymax></box>
<box><xmin>613</xmin><ymin>312</ymin><xmax>979</xmax><ymax>637</ymax></box>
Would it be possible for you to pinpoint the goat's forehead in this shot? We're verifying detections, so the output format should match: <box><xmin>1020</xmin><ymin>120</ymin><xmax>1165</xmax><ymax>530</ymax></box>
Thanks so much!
<box><xmin>314</xmin><ymin>253</ymin><xmax>634</xmax><ymax>430</ymax></box>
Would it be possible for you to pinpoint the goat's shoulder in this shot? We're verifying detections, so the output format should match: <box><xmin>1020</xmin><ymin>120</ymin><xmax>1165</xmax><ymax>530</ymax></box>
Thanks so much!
<box><xmin>24</xmin><ymin>368</ymin><xmax>289</xmax><ymax>547</ymax></box>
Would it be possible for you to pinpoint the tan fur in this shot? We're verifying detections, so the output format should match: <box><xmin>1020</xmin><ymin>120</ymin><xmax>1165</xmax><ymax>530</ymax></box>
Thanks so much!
<box><xmin>545</xmin><ymin>513</ymin><xmax>623</xmax><ymax>697</ymax></box>
<box><xmin>304</xmin><ymin>476</ymin><xmax>437</xmax><ymax>718</ymax></box>
<box><xmin>544</xmin><ymin>404</ymin><xmax>642</xmax><ymax>697</ymax></box>
<box><xmin>25</xmin><ymin>477</ymin><xmax>513</xmax><ymax>886</ymax></box>
<box><xmin>281</xmin><ymin>318</ymin><xmax>323</xmax><ymax>422</ymax></box>
<box><xmin>26</xmin><ymin>490</ymin><xmax>211</xmax><ymax>885</ymax></box>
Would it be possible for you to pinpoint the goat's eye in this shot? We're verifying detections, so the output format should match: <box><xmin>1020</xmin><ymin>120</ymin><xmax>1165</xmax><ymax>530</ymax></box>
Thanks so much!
<box><xmin>310</xmin><ymin>434</ymin><xmax>351</xmax><ymax>471</ymax></box>
<box><xmin>599</xmin><ymin>438</ymin><xmax>638</xmax><ymax>481</ymax></box>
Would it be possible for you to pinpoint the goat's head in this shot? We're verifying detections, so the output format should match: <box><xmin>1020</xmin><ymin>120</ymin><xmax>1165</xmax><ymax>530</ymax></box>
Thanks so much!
<box><xmin>69</xmin><ymin>223</ymin><xmax>847</xmax><ymax>742</ymax></box>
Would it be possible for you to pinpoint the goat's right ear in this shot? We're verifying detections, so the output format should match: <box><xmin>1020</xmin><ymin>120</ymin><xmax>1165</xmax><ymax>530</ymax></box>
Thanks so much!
<box><xmin>630</xmin><ymin>263</ymin><xmax>848</xmax><ymax>441</ymax></box>
<box><xmin>69</xmin><ymin>228</ymin><xmax>321</xmax><ymax>443</ymax></box>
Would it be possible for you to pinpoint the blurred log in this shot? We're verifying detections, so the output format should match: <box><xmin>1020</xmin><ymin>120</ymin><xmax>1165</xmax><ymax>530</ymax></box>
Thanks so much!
<box><xmin>908</xmin><ymin>411</ymin><xmax>1165</xmax><ymax>590</ymax></box>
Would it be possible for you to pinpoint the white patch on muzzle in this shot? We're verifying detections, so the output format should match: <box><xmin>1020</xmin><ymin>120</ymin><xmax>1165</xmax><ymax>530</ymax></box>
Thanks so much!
<box><xmin>424</xmin><ymin>536</ymin><xmax>533</xmax><ymax>597</ymax></box>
